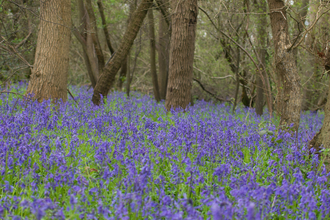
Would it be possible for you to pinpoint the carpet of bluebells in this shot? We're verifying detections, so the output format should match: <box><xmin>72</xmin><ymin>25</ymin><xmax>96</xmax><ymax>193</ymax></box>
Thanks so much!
<box><xmin>1</xmin><ymin>82</ymin><xmax>330</xmax><ymax>220</ymax></box>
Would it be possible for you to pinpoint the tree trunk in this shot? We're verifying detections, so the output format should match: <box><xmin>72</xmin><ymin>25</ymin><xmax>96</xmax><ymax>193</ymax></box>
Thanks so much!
<box><xmin>268</xmin><ymin>0</ymin><xmax>302</xmax><ymax>131</ymax></box>
<box><xmin>309</xmin><ymin>52</ymin><xmax>330</xmax><ymax>171</ymax></box>
<box><xmin>97</xmin><ymin>0</ymin><xmax>115</xmax><ymax>55</ymax></box>
<box><xmin>165</xmin><ymin>0</ymin><xmax>198</xmax><ymax>111</ymax></box>
<box><xmin>85</xmin><ymin>0</ymin><xmax>105</xmax><ymax>75</ymax></box>
<box><xmin>117</xmin><ymin>57</ymin><xmax>127</xmax><ymax>91</ymax></box>
<box><xmin>126</xmin><ymin>51</ymin><xmax>131</xmax><ymax>97</ymax></box>
<box><xmin>255</xmin><ymin>0</ymin><xmax>268</xmax><ymax>116</ymax></box>
<box><xmin>92</xmin><ymin>0</ymin><xmax>153</xmax><ymax>105</ymax></box>
<box><xmin>148</xmin><ymin>8</ymin><xmax>161</xmax><ymax>102</ymax></box>
<box><xmin>117</xmin><ymin>0</ymin><xmax>136</xmax><ymax>92</ymax></box>
<box><xmin>76</xmin><ymin>0</ymin><xmax>98</xmax><ymax>88</ymax></box>
<box><xmin>158</xmin><ymin>10</ymin><xmax>170</xmax><ymax>100</ymax></box>
<box><xmin>232</xmin><ymin>46</ymin><xmax>240</xmax><ymax>112</ymax></box>
<box><xmin>26</xmin><ymin>0</ymin><xmax>71</xmax><ymax>102</ymax></box>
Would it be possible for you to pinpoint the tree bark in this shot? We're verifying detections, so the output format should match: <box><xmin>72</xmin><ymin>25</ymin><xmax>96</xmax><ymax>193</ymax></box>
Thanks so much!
<box><xmin>85</xmin><ymin>0</ymin><xmax>105</xmax><ymax>74</ymax></box>
<box><xmin>117</xmin><ymin>57</ymin><xmax>127</xmax><ymax>91</ymax></box>
<box><xmin>255</xmin><ymin>0</ymin><xmax>268</xmax><ymax>116</ymax></box>
<box><xmin>26</xmin><ymin>0</ymin><xmax>71</xmax><ymax>102</ymax></box>
<box><xmin>158</xmin><ymin>10</ymin><xmax>170</xmax><ymax>100</ymax></box>
<box><xmin>126</xmin><ymin>52</ymin><xmax>131</xmax><ymax>97</ymax></box>
<box><xmin>309</xmin><ymin>52</ymin><xmax>330</xmax><ymax>171</ymax></box>
<box><xmin>268</xmin><ymin>0</ymin><xmax>302</xmax><ymax>131</ymax></box>
<box><xmin>97</xmin><ymin>0</ymin><xmax>115</xmax><ymax>55</ymax></box>
<box><xmin>117</xmin><ymin>0</ymin><xmax>136</xmax><ymax>92</ymax></box>
<box><xmin>165</xmin><ymin>0</ymin><xmax>198</xmax><ymax>111</ymax></box>
<box><xmin>76</xmin><ymin>0</ymin><xmax>98</xmax><ymax>88</ymax></box>
<box><xmin>92</xmin><ymin>0</ymin><xmax>153</xmax><ymax>105</ymax></box>
<box><xmin>148</xmin><ymin>8</ymin><xmax>161</xmax><ymax>102</ymax></box>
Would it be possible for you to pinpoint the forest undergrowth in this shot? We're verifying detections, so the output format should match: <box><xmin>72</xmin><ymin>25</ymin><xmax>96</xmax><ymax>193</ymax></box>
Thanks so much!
<box><xmin>0</xmin><ymin>82</ymin><xmax>329</xmax><ymax>220</ymax></box>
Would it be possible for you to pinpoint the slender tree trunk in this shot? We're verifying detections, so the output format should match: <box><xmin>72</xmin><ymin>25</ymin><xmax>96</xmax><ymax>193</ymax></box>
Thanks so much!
<box><xmin>268</xmin><ymin>0</ymin><xmax>302</xmax><ymax>131</ymax></box>
<box><xmin>255</xmin><ymin>0</ymin><xmax>268</xmax><ymax>116</ymax></box>
<box><xmin>165</xmin><ymin>0</ymin><xmax>198</xmax><ymax>111</ymax></box>
<box><xmin>117</xmin><ymin>57</ymin><xmax>127</xmax><ymax>91</ymax></box>
<box><xmin>85</xmin><ymin>0</ymin><xmax>105</xmax><ymax>75</ymax></box>
<box><xmin>26</xmin><ymin>0</ymin><xmax>71</xmax><ymax>102</ymax></box>
<box><xmin>126</xmin><ymin>52</ymin><xmax>131</xmax><ymax>97</ymax></box>
<box><xmin>158</xmin><ymin>10</ymin><xmax>170</xmax><ymax>100</ymax></box>
<box><xmin>117</xmin><ymin>0</ymin><xmax>136</xmax><ymax>91</ymax></box>
<box><xmin>76</xmin><ymin>0</ymin><xmax>98</xmax><ymax>88</ymax></box>
<box><xmin>92</xmin><ymin>0</ymin><xmax>153</xmax><ymax>105</ymax></box>
<box><xmin>97</xmin><ymin>0</ymin><xmax>115</xmax><ymax>55</ymax></box>
<box><xmin>233</xmin><ymin>46</ymin><xmax>240</xmax><ymax>112</ymax></box>
<box><xmin>148</xmin><ymin>8</ymin><xmax>161</xmax><ymax>102</ymax></box>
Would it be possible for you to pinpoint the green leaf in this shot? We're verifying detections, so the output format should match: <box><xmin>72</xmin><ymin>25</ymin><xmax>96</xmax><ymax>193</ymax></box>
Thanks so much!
<box><xmin>259</xmin><ymin>130</ymin><xmax>267</xmax><ymax>136</ymax></box>
<box><xmin>267</xmin><ymin>131</ymin><xmax>274</xmax><ymax>135</ymax></box>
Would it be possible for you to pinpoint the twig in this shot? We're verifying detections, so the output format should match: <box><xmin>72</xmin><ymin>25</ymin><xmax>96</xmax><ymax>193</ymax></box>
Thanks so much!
<box><xmin>290</xmin><ymin>6</ymin><xmax>330</xmax><ymax>50</ymax></box>
<box><xmin>67</xmin><ymin>89</ymin><xmax>78</xmax><ymax>105</ymax></box>
<box><xmin>192</xmin><ymin>78</ymin><xmax>230</xmax><ymax>102</ymax></box>
<box><xmin>210</xmin><ymin>75</ymin><xmax>234</xmax><ymax>80</ymax></box>
<box><xmin>0</xmin><ymin>91</ymin><xmax>32</xmax><ymax>100</ymax></box>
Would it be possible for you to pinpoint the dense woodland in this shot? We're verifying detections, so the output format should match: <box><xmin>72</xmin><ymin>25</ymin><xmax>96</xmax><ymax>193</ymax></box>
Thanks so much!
<box><xmin>2</xmin><ymin>0</ymin><xmax>330</xmax><ymax>163</ymax></box>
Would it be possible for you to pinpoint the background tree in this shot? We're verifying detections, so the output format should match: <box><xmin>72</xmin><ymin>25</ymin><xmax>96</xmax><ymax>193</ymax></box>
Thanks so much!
<box><xmin>148</xmin><ymin>7</ymin><xmax>160</xmax><ymax>102</ymax></box>
<box><xmin>92</xmin><ymin>0</ymin><xmax>154</xmax><ymax>105</ymax></box>
<box><xmin>26</xmin><ymin>0</ymin><xmax>71</xmax><ymax>102</ymax></box>
<box><xmin>157</xmin><ymin>0</ymin><xmax>170</xmax><ymax>100</ymax></box>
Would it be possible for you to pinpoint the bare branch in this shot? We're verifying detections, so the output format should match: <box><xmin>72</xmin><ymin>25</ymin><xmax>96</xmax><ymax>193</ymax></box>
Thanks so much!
<box><xmin>193</xmin><ymin>78</ymin><xmax>230</xmax><ymax>102</ymax></box>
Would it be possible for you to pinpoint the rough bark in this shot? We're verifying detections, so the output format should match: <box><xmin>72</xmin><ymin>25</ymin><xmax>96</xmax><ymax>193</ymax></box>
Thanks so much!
<box><xmin>158</xmin><ymin>10</ymin><xmax>170</xmax><ymax>100</ymax></box>
<box><xmin>309</xmin><ymin>52</ymin><xmax>330</xmax><ymax>171</ymax></box>
<box><xmin>255</xmin><ymin>0</ymin><xmax>268</xmax><ymax>116</ymax></box>
<box><xmin>97</xmin><ymin>0</ymin><xmax>115</xmax><ymax>55</ymax></box>
<box><xmin>165</xmin><ymin>0</ymin><xmax>198</xmax><ymax>111</ymax></box>
<box><xmin>85</xmin><ymin>0</ymin><xmax>105</xmax><ymax>74</ymax></box>
<box><xmin>26</xmin><ymin>0</ymin><xmax>71</xmax><ymax>102</ymax></box>
<box><xmin>268</xmin><ymin>0</ymin><xmax>302</xmax><ymax>131</ymax></box>
<box><xmin>148</xmin><ymin>8</ymin><xmax>161</xmax><ymax>102</ymax></box>
<box><xmin>92</xmin><ymin>0</ymin><xmax>153</xmax><ymax>105</ymax></box>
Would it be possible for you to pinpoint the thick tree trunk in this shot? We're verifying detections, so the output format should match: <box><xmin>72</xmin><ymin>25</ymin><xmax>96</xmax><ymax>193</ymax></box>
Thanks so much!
<box><xmin>26</xmin><ymin>0</ymin><xmax>71</xmax><ymax>102</ymax></box>
<box><xmin>268</xmin><ymin>0</ymin><xmax>302</xmax><ymax>131</ymax></box>
<box><xmin>165</xmin><ymin>0</ymin><xmax>198</xmax><ymax>111</ymax></box>
<box><xmin>255</xmin><ymin>0</ymin><xmax>268</xmax><ymax>116</ymax></box>
<box><xmin>92</xmin><ymin>0</ymin><xmax>153</xmax><ymax>105</ymax></box>
<box><xmin>158</xmin><ymin>11</ymin><xmax>170</xmax><ymax>100</ymax></box>
<box><xmin>148</xmin><ymin>8</ymin><xmax>161</xmax><ymax>102</ymax></box>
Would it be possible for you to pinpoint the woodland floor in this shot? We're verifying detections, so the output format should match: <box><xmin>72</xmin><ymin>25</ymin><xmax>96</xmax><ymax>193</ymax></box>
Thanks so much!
<box><xmin>0</xmin><ymin>83</ymin><xmax>329</xmax><ymax>220</ymax></box>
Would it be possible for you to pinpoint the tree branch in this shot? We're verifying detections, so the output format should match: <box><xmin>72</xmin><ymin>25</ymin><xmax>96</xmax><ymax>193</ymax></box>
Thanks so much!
<box><xmin>193</xmin><ymin>78</ymin><xmax>230</xmax><ymax>102</ymax></box>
